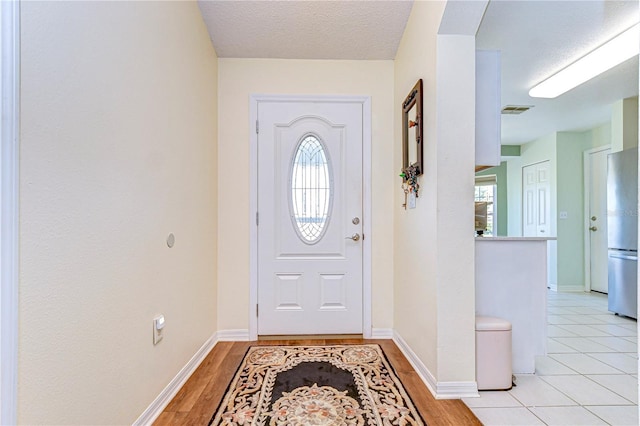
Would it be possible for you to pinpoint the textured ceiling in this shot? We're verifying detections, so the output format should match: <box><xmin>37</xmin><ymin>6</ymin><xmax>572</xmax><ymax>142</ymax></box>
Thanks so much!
<box><xmin>476</xmin><ymin>0</ymin><xmax>639</xmax><ymax>145</ymax></box>
<box><xmin>198</xmin><ymin>0</ymin><xmax>639</xmax><ymax>145</ymax></box>
<box><xmin>198</xmin><ymin>0</ymin><xmax>414</xmax><ymax>60</ymax></box>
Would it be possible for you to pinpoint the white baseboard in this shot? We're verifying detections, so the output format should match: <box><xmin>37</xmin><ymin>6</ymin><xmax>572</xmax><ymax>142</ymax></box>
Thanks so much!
<box><xmin>434</xmin><ymin>381</ymin><xmax>479</xmax><ymax>399</ymax></box>
<box><xmin>370</xmin><ymin>328</ymin><xmax>394</xmax><ymax>339</ymax></box>
<box><xmin>133</xmin><ymin>332</ymin><xmax>219</xmax><ymax>426</ymax></box>
<box><xmin>216</xmin><ymin>329</ymin><xmax>250</xmax><ymax>341</ymax></box>
<box><xmin>552</xmin><ymin>282</ymin><xmax>587</xmax><ymax>293</ymax></box>
<box><xmin>558</xmin><ymin>284</ymin><xmax>586</xmax><ymax>293</ymax></box>
<box><xmin>392</xmin><ymin>331</ymin><xmax>438</xmax><ymax>395</ymax></box>
<box><xmin>392</xmin><ymin>331</ymin><xmax>479</xmax><ymax>399</ymax></box>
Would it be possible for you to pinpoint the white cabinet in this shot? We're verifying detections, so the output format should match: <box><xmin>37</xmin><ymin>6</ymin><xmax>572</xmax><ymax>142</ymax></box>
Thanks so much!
<box><xmin>476</xmin><ymin>50</ymin><xmax>501</xmax><ymax>167</ymax></box>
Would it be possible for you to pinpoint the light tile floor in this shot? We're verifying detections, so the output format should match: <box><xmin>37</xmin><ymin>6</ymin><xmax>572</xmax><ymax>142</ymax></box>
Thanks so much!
<box><xmin>464</xmin><ymin>291</ymin><xmax>639</xmax><ymax>425</ymax></box>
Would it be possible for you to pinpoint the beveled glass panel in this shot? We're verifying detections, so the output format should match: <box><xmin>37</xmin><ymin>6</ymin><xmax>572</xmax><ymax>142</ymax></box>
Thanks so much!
<box><xmin>290</xmin><ymin>135</ymin><xmax>332</xmax><ymax>243</ymax></box>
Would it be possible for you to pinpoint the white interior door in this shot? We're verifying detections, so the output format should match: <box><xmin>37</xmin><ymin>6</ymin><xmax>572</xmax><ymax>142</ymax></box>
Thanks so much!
<box><xmin>588</xmin><ymin>148</ymin><xmax>610</xmax><ymax>293</ymax></box>
<box><xmin>257</xmin><ymin>100</ymin><xmax>363</xmax><ymax>335</ymax></box>
<box><xmin>523</xmin><ymin>161</ymin><xmax>551</xmax><ymax>237</ymax></box>
<box><xmin>523</xmin><ymin>165</ymin><xmax>537</xmax><ymax>236</ymax></box>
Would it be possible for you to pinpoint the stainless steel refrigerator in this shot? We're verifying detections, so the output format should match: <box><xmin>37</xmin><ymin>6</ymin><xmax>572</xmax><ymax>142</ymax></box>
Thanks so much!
<box><xmin>607</xmin><ymin>147</ymin><xmax>638</xmax><ymax>319</ymax></box>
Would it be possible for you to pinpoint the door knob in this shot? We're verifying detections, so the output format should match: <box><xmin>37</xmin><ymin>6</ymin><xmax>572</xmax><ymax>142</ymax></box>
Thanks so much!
<box><xmin>345</xmin><ymin>233</ymin><xmax>360</xmax><ymax>242</ymax></box>
<box><xmin>589</xmin><ymin>226</ymin><xmax>598</xmax><ymax>231</ymax></box>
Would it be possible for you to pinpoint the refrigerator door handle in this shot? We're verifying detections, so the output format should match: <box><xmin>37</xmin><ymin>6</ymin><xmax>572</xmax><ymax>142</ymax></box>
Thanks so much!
<box><xmin>609</xmin><ymin>253</ymin><xmax>638</xmax><ymax>261</ymax></box>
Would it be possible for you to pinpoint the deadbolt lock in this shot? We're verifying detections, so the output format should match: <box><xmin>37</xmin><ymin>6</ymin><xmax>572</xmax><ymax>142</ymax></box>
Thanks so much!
<box><xmin>352</xmin><ymin>217</ymin><xmax>360</xmax><ymax>225</ymax></box>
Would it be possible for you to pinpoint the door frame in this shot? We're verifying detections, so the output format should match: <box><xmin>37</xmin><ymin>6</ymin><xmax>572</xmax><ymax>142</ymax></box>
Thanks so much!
<box><xmin>583</xmin><ymin>145</ymin><xmax>611</xmax><ymax>292</ymax></box>
<box><xmin>0</xmin><ymin>0</ymin><xmax>20</xmax><ymax>423</ymax></box>
<box><xmin>248</xmin><ymin>94</ymin><xmax>372</xmax><ymax>340</ymax></box>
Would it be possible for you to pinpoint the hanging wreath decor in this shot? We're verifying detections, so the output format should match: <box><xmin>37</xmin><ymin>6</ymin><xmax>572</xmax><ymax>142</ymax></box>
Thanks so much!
<box><xmin>400</xmin><ymin>164</ymin><xmax>420</xmax><ymax>198</ymax></box>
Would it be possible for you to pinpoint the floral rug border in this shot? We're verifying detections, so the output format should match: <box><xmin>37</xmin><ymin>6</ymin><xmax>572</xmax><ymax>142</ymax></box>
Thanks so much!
<box><xmin>209</xmin><ymin>344</ymin><xmax>425</xmax><ymax>425</ymax></box>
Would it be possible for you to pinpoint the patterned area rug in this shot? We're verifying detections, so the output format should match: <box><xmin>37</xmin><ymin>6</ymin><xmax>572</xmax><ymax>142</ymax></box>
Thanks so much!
<box><xmin>209</xmin><ymin>344</ymin><xmax>425</xmax><ymax>425</ymax></box>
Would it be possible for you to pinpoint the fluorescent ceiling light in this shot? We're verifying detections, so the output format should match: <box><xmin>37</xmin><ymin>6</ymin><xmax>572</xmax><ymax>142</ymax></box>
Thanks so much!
<box><xmin>529</xmin><ymin>23</ymin><xmax>640</xmax><ymax>98</ymax></box>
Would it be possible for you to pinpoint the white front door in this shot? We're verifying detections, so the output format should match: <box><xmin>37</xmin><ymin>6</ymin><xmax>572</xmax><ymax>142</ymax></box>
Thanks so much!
<box><xmin>523</xmin><ymin>161</ymin><xmax>551</xmax><ymax>237</ymax></box>
<box><xmin>257</xmin><ymin>99</ymin><xmax>363</xmax><ymax>335</ymax></box>
<box><xmin>587</xmin><ymin>148</ymin><xmax>610</xmax><ymax>293</ymax></box>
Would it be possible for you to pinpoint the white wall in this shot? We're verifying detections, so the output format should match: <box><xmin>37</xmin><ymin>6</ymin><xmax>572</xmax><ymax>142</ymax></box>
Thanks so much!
<box><xmin>217</xmin><ymin>59</ymin><xmax>395</xmax><ymax>332</ymax></box>
<box><xmin>393</xmin><ymin>1</ymin><xmax>476</xmax><ymax>387</ymax></box>
<box><xmin>19</xmin><ymin>2</ymin><xmax>218</xmax><ymax>423</ymax></box>
<box><xmin>611</xmin><ymin>96</ymin><xmax>639</xmax><ymax>152</ymax></box>
<box><xmin>435</xmin><ymin>34</ymin><xmax>477</xmax><ymax>383</ymax></box>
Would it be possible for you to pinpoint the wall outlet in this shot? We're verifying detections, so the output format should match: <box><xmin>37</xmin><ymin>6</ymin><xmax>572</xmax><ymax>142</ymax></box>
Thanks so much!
<box><xmin>153</xmin><ymin>315</ymin><xmax>165</xmax><ymax>345</ymax></box>
<box><xmin>559</xmin><ymin>211</ymin><xmax>568</xmax><ymax>219</ymax></box>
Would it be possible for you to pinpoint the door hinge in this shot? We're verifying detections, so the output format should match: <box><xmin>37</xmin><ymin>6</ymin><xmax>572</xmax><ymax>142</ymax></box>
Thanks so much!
<box><xmin>256</xmin><ymin>120</ymin><xmax>259</xmax><ymax>134</ymax></box>
<box><xmin>256</xmin><ymin>211</ymin><xmax>259</xmax><ymax>226</ymax></box>
<box><xmin>256</xmin><ymin>304</ymin><xmax>259</xmax><ymax>317</ymax></box>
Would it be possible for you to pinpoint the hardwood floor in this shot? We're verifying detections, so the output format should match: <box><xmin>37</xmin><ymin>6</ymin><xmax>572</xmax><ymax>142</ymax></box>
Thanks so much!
<box><xmin>155</xmin><ymin>339</ymin><xmax>482</xmax><ymax>425</ymax></box>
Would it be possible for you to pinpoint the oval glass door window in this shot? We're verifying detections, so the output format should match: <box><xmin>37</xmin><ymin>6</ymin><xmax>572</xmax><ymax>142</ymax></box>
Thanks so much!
<box><xmin>290</xmin><ymin>135</ymin><xmax>333</xmax><ymax>243</ymax></box>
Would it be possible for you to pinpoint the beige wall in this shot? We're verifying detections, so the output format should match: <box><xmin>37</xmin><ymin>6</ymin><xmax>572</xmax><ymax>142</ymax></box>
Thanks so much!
<box><xmin>393</xmin><ymin>0</ymin><xmax>444</xmax><ymax>376</ymax></box>
<box><xmin>393</xmin><ymin>1</ymin><xmax>476</xmax><ymax>385</ymax></box>
<box><xmin>19</xmin><ymin>1</ymin><xmax>218</xmax><ymax>423</ymax></box>
<box><xmin>217</xmin><ymin>59</ymin><xmax>395</xmax><ymax>331</ymax></box>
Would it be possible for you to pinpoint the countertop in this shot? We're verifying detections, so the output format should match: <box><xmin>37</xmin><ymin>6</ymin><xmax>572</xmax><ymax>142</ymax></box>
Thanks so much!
<box><xmin>475</xmin><ymin>236</ymin><xmax>557</xmax><ymax>241</ymax></box>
